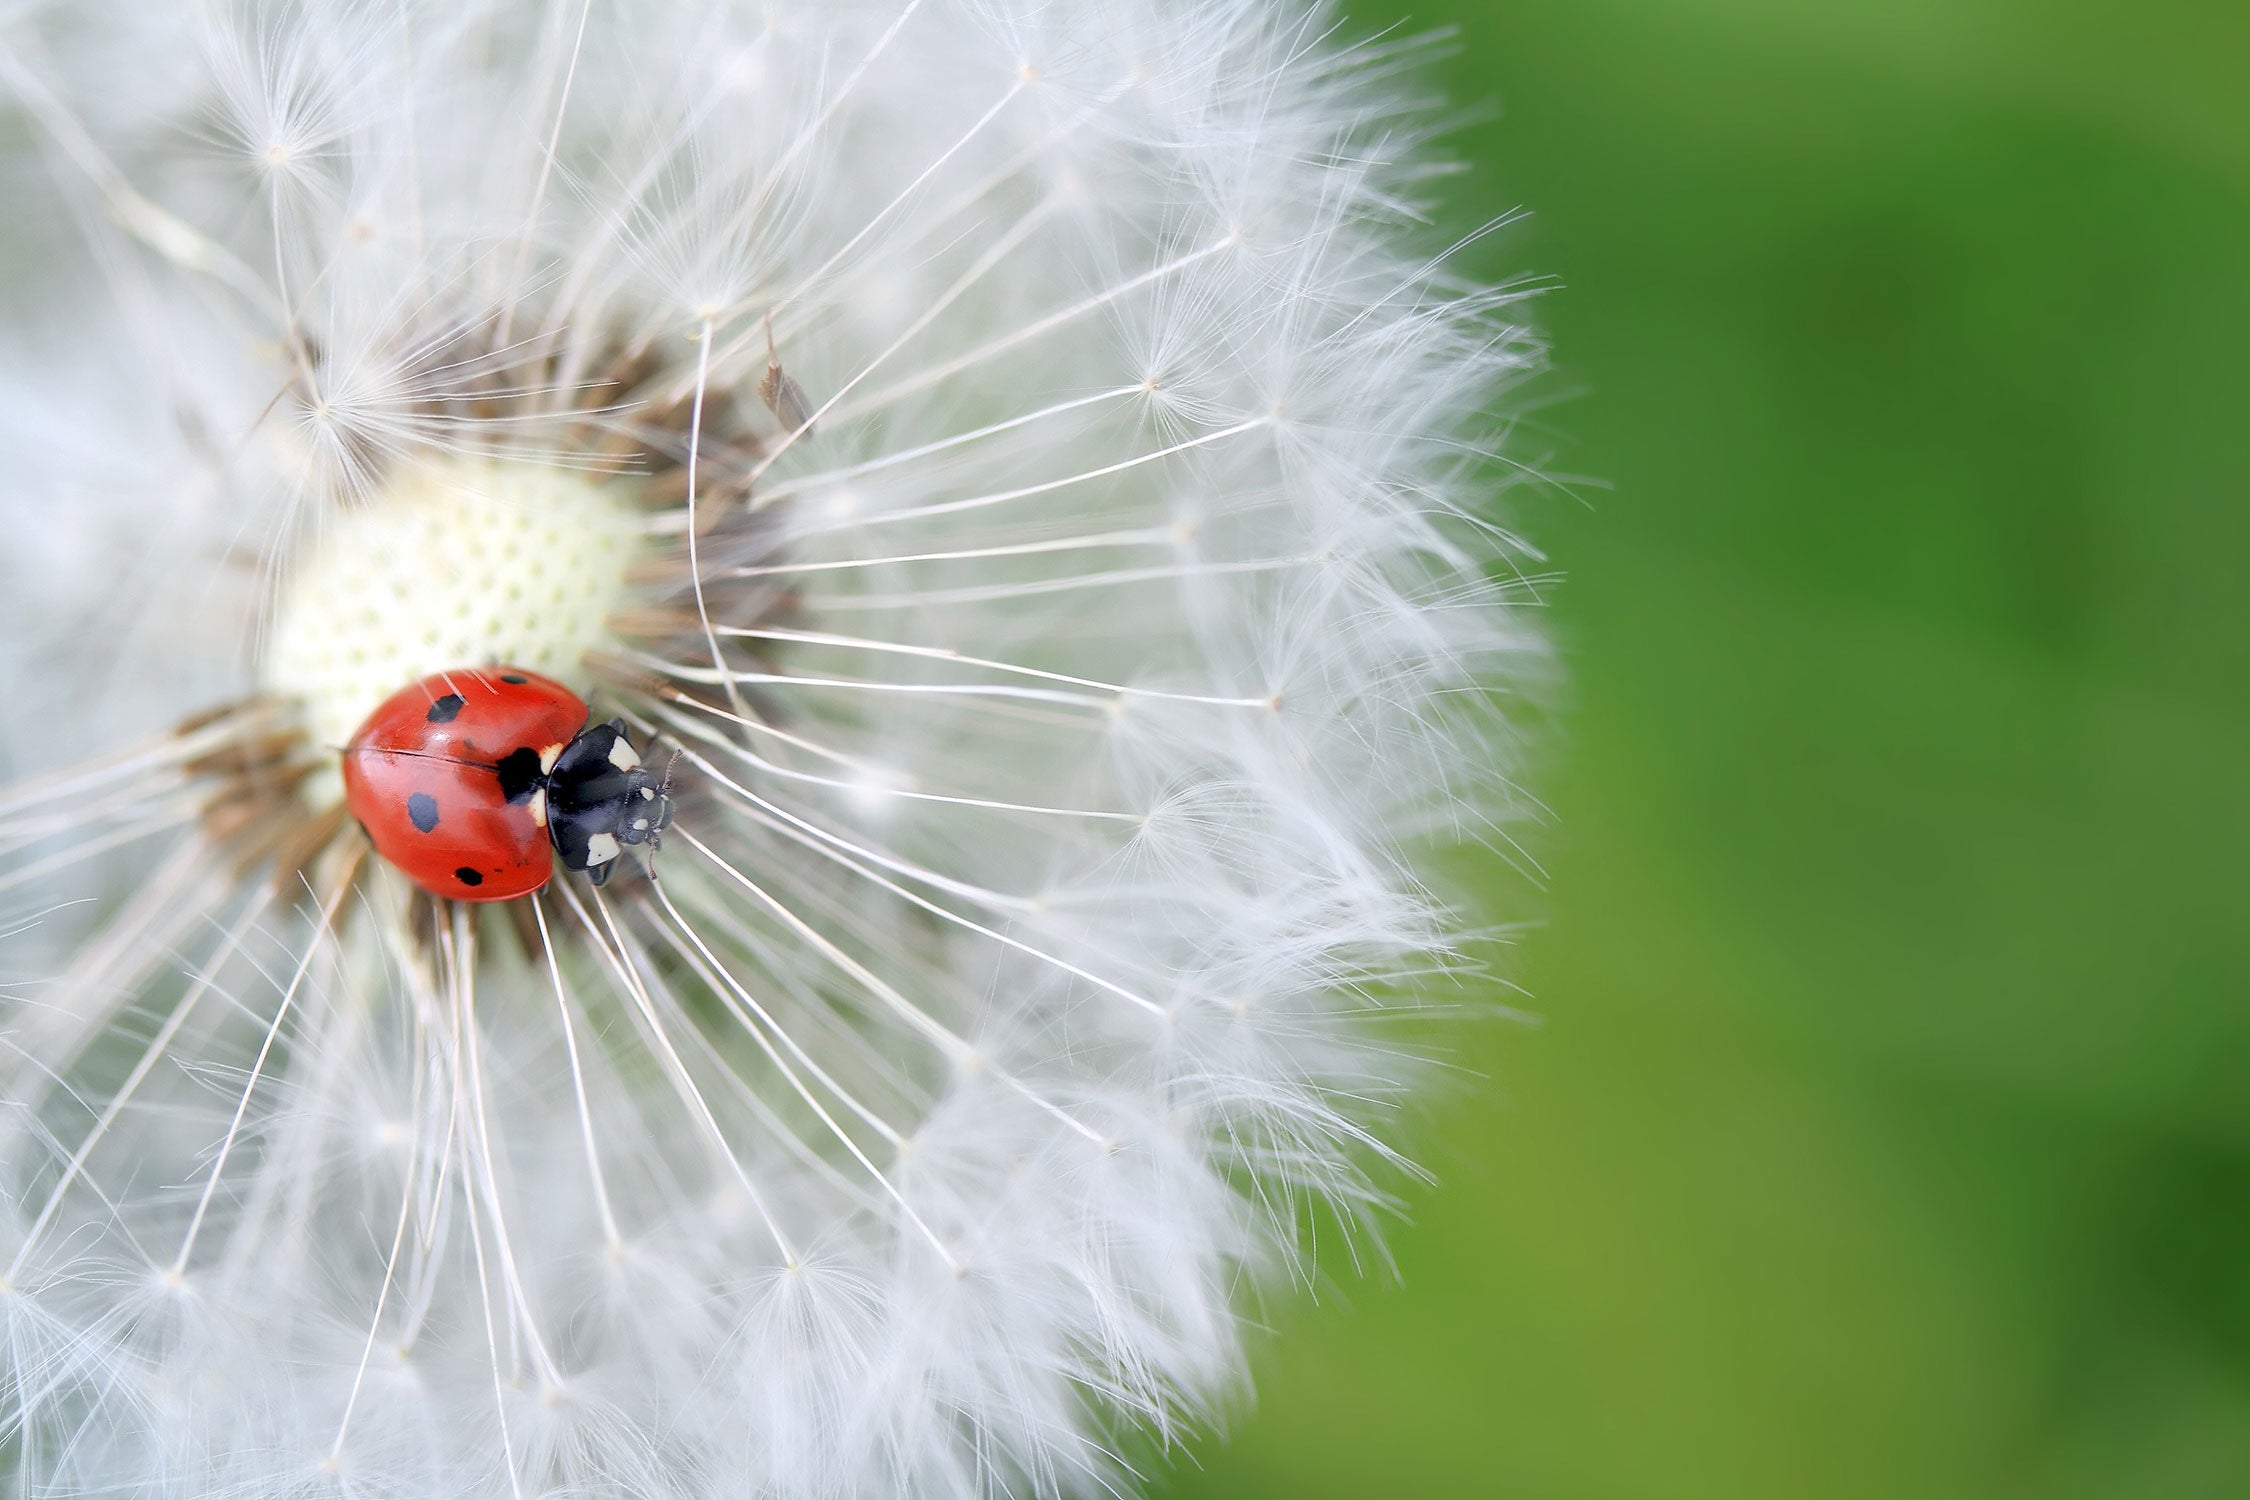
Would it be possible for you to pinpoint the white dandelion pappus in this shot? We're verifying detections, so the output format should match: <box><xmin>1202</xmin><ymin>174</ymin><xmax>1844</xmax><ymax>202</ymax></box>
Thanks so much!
<box><xmin>0</xmin><ymin>0</ymin><xmax>1548</xmax><ymax>1495</ymax></box>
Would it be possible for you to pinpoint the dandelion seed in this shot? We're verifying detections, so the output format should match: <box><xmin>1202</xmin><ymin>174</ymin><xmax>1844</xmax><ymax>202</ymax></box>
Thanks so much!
<box><xmin>0</xmin><ymin>1</ymin><xmax>1549</xmax><ymax>1495</ymax></box>
<box><xmin>761</xmin><ymin>314</ymin><xmax>818</xmax><ymax>440</ymax></box>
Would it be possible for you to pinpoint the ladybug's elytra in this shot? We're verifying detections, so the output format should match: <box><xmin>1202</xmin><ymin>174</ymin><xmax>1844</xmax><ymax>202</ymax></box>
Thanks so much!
<box><xmin>341</xmin><ymin>668</ymin><xmax>674</xmax><ymax>902</ymax></box>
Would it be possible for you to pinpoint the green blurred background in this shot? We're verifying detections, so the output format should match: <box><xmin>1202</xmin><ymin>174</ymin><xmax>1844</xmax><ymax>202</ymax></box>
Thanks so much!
<box><xmin>1162</xmin><ymin>1</ymin><xmax>2250</xmax><ymax>1496</ymax></box>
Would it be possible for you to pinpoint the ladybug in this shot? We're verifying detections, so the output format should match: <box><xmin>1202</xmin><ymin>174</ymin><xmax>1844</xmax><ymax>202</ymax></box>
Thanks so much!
<box><xmin>341</xmin><ymin>667</ymin><xmax>675</xmax><ymax>902</ymax></box>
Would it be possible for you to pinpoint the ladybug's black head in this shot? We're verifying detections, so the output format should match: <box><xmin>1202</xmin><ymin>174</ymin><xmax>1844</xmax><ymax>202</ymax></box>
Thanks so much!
<box><xmin>544</xmin><ymin>720</ymin><xmax>676</xmax><ymax>886</ymax></box>
<box><xmin>615</xmin><ymin>752</ymin><xmax>677</xmax><ymax>850</ymax></box>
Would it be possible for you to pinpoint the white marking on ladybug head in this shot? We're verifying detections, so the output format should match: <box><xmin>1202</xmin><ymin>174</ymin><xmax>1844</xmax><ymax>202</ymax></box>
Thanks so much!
<box><xmin>586</xmin><ymin>832</ymin><xmax>621</xmax><ymax>866</ymax></box>
<box><xmin>607</xmin><ymin>737</ymin><xmax>641</xmax><ymax>772</ymax></box>
<box><xmin>638</xmin><ymin>786</ymin><xmax>654</xmax><ymax>800</ymax></box>
<box><xmin>539</xmin><ymin>743</ymin><xmax>565</xmax><ymax>773</ymax></box>
<box><xmin>528</xmin><ymin>787</ymin><xmax>548</xmax><ymax>829</ymax></box>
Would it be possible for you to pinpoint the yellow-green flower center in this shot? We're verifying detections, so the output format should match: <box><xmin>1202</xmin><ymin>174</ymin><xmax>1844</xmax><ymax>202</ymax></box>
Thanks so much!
<box><xmin>266</xmin><ymin>458</ymin><xmax>643</xmax><ymax>797</ymax></box>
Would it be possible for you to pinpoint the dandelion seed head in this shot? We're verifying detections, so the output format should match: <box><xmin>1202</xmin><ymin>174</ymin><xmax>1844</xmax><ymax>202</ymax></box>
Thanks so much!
<box><xmin>0</xmin><ymin>0</ymin><xmax>1549</xmax><ymax>1494</ymax></box>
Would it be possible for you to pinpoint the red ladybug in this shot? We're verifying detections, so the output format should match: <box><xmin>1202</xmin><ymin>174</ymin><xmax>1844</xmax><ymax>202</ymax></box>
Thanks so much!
<box><xmin>342</xmin><ymin>668</ymin><xmax>675</xmax><ymax>902</ymax></box>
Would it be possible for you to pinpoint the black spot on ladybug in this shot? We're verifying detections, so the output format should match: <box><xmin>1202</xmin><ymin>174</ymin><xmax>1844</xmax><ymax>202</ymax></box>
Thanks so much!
<box><xmin>455</xmin><ymin>866</ymin><xmax>484</xmax><ymax>888</ymax></box>
<box><xmin>500</xmin><ymin>673</ymin><xmax>528</xmax><ymax>684</ymax></box>
<box><xmin>406</xmin><ymin>792</ymin><xmax>440</xmax><ymax>833</ymax></box>
<box><xmin>495</xmin><ymin>746</ymin><xmax>544</xmax><ymax>803</ymax></box>
<box><xmin>427</xmin><ymin>693</ymin><xmax>465</xmax><ymax>723</ymax></box>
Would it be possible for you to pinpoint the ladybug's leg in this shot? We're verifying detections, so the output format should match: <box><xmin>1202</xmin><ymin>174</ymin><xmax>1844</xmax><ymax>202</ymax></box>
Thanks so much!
<box><xmin>587</xmin><ymin>855</ymin><xmax>615</xmax><ymax>887</ymax></box>
<box><xmin>638</xmin><ymin>749</ymin><xmax>683</xmax><ymax>884</ymax></box>
<box><xmin>654</xmin><ymin>749</ymin><xmax>682</xmax><ymax>837</ymax></box>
